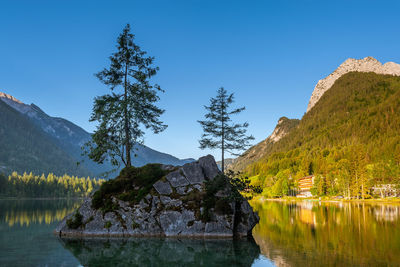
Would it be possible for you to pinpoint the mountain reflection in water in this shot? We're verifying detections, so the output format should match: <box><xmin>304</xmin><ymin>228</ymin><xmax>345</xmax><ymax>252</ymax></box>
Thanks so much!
<box><xmin>60</xmin><ymin>237</ymin><xmax>261</xmax><ymax>267</ymax></box>
<box><xmin>251</xmin><ymin>200</ymin><xmax>400</xmax><ymax>267</ymax></box>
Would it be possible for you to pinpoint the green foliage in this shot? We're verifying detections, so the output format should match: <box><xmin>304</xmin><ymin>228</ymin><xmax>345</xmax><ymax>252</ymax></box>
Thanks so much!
<box><xmin>198</xmin><ymin>87</ymin><xmax>254</xmax><ymax>172</ymax></box>
<box><xmin>0</xmin><ymin>172</ymin><xmax>103</xmax><ymax>198</ymax></box>
<box><xmin>132</xmin><ymin>221</ymin><xmax>140</xmax><ymax>229</ymax></box>
<box><xmin>261</xmin><ymin>170</ymin><xmax>295</xmax><ymax>198</ymax></box>
<box><xmin>201</xmin><ymin>172</ymin><xmax>256</xmax><ymax>221</ymax></box>
<box><xmin>215</xmin><ymin>198</ymin><xmax>233</xmax><ymax>215</ymax></box>
<box><xmin>201</xmin><ymin>174</ymin><xmax>228</xmax><ymax>221</ymax></box>
<box><xmin>246</xmin><ymin>72</ymin><xmax>400</xmax><ymax>199</ymax></box>
<box><xmin>91</xmin><ymin>164</ymin><xmax>168</xmax><ymax>211</ymax></box>
<box><xmin>66</xmin><ymin>211</ymin><xmax>83</xmax><ymax>229</ymax></box>
<box><xmin>104</xmin><ymin>221</ymin><xmax>112</xmax><ymax>229</ymax></box>
<box><xmin>85</xmin><ymin>24</ymin><xmax>167</xmax><ymax>168</ymax></box>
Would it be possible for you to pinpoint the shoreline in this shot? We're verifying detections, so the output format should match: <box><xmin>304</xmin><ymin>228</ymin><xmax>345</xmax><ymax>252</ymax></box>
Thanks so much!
<box><xmin>251</xmin><ymin>196</ymin><xmax>400</xmax><ymax>204</ymax></box>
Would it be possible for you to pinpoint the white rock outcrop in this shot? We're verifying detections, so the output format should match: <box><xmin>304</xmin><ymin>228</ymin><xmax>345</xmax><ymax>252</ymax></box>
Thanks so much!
<box><xmin>306</xmin><ymin>57</ymin><xmax>400</xmax><ymax>112</ymax></box>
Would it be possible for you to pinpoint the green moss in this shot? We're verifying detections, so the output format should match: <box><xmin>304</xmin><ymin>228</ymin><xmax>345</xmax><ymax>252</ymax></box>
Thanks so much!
<box><xmin>114</xmin><ymin>212</ymin><xmax>127</xmax><ymax>229</ymax></box>
<box><xmin>85</xmin><ymin>215</ymin><xmax>94</xmax><ymax>225</ymax></box>
<box><xmin>66</xmin><ymin>211</ymin><xmax>83</xmax><ymax>229</ymax></box>
<box><xmin>104</xmin><ymin>221</ymin><xmax>112</xmax><ymax>229</ymax></box>
<box><xmin>92</xmin><ymin>164</ymin><xmax>170</xmax><ymax>211</ymax></box>
<box><xmin>201</xmin><ymin>174</ymin><xmax>229</xmax><ymax>222</ymax></box>
<box><xmin>132</xmin><ymin>221</ymin><xmax>140</xmax><ymax>229</ymax></box>
<box><xmin>169</xmin><ymin>191</ymin><xmax>181</xmax><ymax>199</ymax></box>
<box><xmin>181</xmin><ymin>189</ymin><xmax>204</xmax><ymax>220</ymax></box>
<box><xmin>167</xmin><ymin>205</ymin><xmax>182</xmax><ymax>212</ymax></box>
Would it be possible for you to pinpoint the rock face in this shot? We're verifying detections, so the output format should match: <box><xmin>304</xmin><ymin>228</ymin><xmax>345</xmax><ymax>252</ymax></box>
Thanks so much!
<box><xmin>55</xmin><ymin>155</ymin><xmax>259</xmax><ymax>238</ymax></box>
<box><xmin>307</xmin><ymin>57</ymin><xmax>400</xmax><ymax>113</ymax></box>
<box><xmin>229</xmin><ymin>117</ymin><xmax>299</xmax><ymax>172</ymax></box>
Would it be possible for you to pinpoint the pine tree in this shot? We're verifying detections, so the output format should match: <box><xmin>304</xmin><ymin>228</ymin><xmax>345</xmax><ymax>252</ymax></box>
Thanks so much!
<box><xmin>198</xmin><ymin>87</ymin><xmax>254</xmax><ymax>172</ymax></box>
<box><xmin>86</xmin><ymin>24</ymin><xmax>167</xmax><ymax>168</ymax></box>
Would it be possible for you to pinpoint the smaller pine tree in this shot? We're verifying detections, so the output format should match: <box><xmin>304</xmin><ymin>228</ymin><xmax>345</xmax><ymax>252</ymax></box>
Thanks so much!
<box><xmin>198</xmin><ymin>87</ymin><xmax>254</xmax><ymax>172</ymax></box>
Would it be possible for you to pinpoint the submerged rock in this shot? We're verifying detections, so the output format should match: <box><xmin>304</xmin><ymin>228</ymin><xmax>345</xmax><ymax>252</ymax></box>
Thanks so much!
<box><xmin>55</xmin><ymin>155</ymin><xmax>259</xmax><ymax>238</ymax></box>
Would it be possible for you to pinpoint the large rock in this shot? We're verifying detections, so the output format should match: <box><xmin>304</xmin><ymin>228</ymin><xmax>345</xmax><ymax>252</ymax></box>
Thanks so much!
<box><xmin>55</xmin><ymin>155</ymin><xmax>259</xmax><ymax>238</ymax></box>
<box><xmin>165</xmin><ymin>170</ymin><xmax>189</xmax><ymax>187</ymax></box>
<box><xmin>153</xmin><ymin>180</ymin><xmax>173</xmax><ymax>195</ymax></box>
<box><xmin>182</xmin><ymin>162</ymin><xmax>204</xmax><ymax>184</ymax></box>
<box><xmin>198</xmin><ymin>154</ymin><xmax>220</xmax><ymax>180</ymax></box>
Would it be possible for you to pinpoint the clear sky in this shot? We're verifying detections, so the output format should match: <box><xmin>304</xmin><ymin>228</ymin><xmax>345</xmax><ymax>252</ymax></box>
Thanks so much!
<box><xmin>1</xmin><ymin>0</ymin><xmax>400</xmax><ymax>161</ymax></box>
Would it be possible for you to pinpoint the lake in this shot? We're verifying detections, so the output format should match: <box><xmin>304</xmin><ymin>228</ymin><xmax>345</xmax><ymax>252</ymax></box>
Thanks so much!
<box><xmin>0</xmin><ymin>199</ymin><xmax>399</xmax><ymax>266</ymax></box>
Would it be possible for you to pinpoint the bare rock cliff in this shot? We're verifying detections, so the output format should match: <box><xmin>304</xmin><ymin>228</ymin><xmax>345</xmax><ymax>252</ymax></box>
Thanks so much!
<box><xmin>307</xmin><ymin>57</ymin><xmax>400</xmax><ymax>112</ymax></box>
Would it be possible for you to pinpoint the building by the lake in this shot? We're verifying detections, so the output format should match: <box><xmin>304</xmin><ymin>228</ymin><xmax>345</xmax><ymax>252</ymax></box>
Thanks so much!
<box><xmin>297</xmin><ymin>175</ymin><xmax>314</xmax><ymax>197</ymax></box>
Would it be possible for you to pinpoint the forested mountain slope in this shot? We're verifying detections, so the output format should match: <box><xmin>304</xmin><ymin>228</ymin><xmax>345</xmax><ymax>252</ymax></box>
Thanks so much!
<box><xmin>0</xmin><ymin>92</ymin><xmax>194</xmax><ymax>177</ymax></box>
<box><xmin>245</xmin><ymin>72</ymin><xmax>400</xmax><ymax>198</ymax></box>
<box><xmin>230</xmin><ymin>117</ymin><xmax>299</xmax><ymax>172</ymax></box>
<box><xmin>0</xmin><ymin>99</ymin><xmax>90</xmax><ymax>176</ymax></box>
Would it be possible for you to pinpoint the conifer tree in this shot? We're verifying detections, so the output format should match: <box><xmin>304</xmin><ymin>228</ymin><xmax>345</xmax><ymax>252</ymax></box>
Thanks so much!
<box><xmin>86</xmin><ymin>24</ymin><xmax>167</xmax><ymax>168</ymax></box>
<box><xmin>198</xmin><ymin>87</ymin><xmax>254</xmax><ymax>172</ymax></box>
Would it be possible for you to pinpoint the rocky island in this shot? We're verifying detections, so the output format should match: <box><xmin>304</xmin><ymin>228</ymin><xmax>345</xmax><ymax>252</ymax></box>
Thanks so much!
<box><xmin>55</xmin><ymin>155</ymin><xmax>259</xmax><ymax>237</ymax></box>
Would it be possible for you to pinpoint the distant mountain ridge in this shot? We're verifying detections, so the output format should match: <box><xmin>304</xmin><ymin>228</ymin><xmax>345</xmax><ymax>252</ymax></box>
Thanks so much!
<box><xmin>0</xmin><ymin>92</ymin><xmax>194</xmax><ymax>177</ymax></box>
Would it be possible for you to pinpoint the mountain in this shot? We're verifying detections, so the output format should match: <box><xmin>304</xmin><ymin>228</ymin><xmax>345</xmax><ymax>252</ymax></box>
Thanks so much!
<box><xmin>307</xmin><ymin>57</ymin><xmax>400</xmax><ymax>112</ymax></box>
<box><xmin>248</xmin><ymin>72</ymin><xmax>400</xmax><ymax>197</ymax></box>
<box><xmin>228</xmin><ymin>117</ymin><xmax>299</xmax><ymax>172</ymax></box>
<box><xmin>231</xmin><ymin>57</ymin><xmax>400</xmax><ymax>173</ymax></box>
<box><xmin>0</xmin><ymin>99</ymin><xmax>90</xmax><ymax>176</ymax></box>
<box><xmin>229</xmin><ymin>57</ymin><xmax>400</xmax><ymax>197</ymax></box>
<box><xmin>0</xmin><ymin>92</ymin><xmax>194</xmax><ymax>177</ymax></box>
<box><xmin>216</xmin><ymin>158</ymin><xmax>236</xmax><ymax>170</ymax></box>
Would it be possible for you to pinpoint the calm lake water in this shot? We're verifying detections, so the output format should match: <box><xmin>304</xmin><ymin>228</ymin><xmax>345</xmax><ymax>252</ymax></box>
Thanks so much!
<box><xmin>0</xmin><ymin>199</ymin><xmax>399</xmax><ymax>266</ymax></box>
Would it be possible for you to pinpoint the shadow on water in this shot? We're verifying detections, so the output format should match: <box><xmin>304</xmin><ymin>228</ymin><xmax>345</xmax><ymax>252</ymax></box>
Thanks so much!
<box><xmin>59</xmin><ymin>237</ymin><xmax>261</xmax><ymax>267</ymax></box>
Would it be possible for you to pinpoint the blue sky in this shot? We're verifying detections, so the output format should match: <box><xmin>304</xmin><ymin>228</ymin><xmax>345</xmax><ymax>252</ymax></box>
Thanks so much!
<box><xmin>1</xmin><ymin>0</ymin><xmax>400</xmax><ymax>160</ymax></box>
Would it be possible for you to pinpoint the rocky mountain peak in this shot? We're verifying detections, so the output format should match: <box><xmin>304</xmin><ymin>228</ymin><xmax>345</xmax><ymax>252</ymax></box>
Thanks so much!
<box><xmin>270</xmin><ymin>117</ymin><xmax>292</xmax><ymax>142</ymax></box>
<box><xmin>228</xmin><ymin>117</ymin><xmax>300</xmax><ymax>172</ymax></box>
<box><xmin>306</xmin><ymin>57</ymin><xmax>400</xmax><ymax>112</ymax></box>
<box><xmin>0</xmin><ymin>92</ymin><xmax>23</xmax><ymax>104</ymax></box>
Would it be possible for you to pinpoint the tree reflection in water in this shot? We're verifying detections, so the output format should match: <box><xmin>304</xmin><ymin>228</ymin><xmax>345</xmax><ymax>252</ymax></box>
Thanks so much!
<box><xmin>0</xmin><ymin>199</ymin><xmax>80</xmax><ymax>227</ymax></box>
<box><xmin>251</xmin><ymin>200</ymin><xmax>400</xmax><ymax>267</ymax></box>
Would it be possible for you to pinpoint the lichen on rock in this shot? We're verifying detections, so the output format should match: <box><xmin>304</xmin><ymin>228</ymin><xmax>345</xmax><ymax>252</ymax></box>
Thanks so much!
<box><xmin>55</xmin><ymin>155</ymin><xmax>259</xmax><ymax>238</ymax></box>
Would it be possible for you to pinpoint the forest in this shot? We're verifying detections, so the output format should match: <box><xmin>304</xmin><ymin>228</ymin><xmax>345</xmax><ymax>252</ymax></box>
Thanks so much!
<box><xmin>0</xmin><ymin>172</ymin><xmax>104</xmax><ymax>198</ymax></box>
<box><xmin>244</xmin><ymin>72</ymin><xmax>400</xmax><ymax>199</ymax></box>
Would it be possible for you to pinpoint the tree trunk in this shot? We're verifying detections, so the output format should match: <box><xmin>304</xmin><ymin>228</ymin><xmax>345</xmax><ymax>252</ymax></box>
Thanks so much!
<box><xmin>124</xmin><ymin>61</ymin><xmax>131</xmax><ymax>167</ymax></box>
<box><xmin>221</xmin><ymin>100</ymin><xmax>225</xmax><ymax>173</ymax></box>
<box><xmin>222</xmin><ymin>141</ymin><xmax>224</xmax><ymax>173</ymax></box>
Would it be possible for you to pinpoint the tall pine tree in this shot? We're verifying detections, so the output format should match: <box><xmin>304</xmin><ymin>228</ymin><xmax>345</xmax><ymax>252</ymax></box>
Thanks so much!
<box><xmin>86</xmin><ymin>24</ymin><xmax>167</xmax><ymax>168</ymax></box>
<box><xmin>198</xmin><ymin>87</ymin><xmax>254</xmax><ymax>172</ymax></box>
